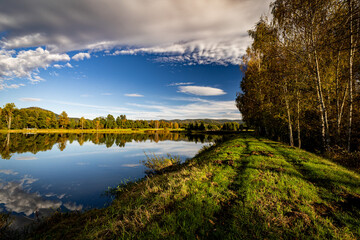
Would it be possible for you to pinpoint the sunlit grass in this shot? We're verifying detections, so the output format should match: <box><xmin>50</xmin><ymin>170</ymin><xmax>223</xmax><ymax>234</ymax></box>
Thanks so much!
<box><xmin>142</xmin><ymin>153</ymin><xmax>181</xmax><ymax>173</ymax></box>
<box><xmin>19</xmin><ymin>134</ymin><xmax>360</xmax><ymax>239</ymax></box>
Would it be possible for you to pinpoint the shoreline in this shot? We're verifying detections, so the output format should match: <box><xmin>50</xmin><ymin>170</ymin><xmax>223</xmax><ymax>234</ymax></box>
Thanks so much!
<box><xmin>0</xmin><ymin>128</ymin><xmax>185</xmax><ymax>134</ymax></box>
<box><xmin>3</xmin><ymin>133</ymin><xmax>358</xmax><ymax>239</ymax></box>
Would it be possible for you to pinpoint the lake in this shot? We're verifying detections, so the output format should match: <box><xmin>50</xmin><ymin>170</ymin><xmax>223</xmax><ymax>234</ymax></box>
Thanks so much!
<box><xmin>0</xmin><ymin>132</ymin><xmax>218</xmax><ymax>228</ymax></box>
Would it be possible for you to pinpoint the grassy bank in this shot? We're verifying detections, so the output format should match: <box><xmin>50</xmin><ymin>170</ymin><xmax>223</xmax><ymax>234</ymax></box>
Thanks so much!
<box><xmin>0</xmin><ymin>128</ymin><xmax>185</xmax><ymax>134</ymax></box>
<box><xmin>7</xmin><ymin>134</ymin><xmax>360</xmax><ymax>239</ymax></box>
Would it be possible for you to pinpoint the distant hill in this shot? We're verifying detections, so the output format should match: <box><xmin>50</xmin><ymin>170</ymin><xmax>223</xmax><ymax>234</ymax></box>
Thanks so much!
<box><xmin>21</xmin><ymin>107</ymin><xmax>242</xmax><ymax>124</ymax></box>
<box><xmin>24</xmin><ymin>107</ymin><xmax>58</xmax><ymax>116</ymax></box>
<box><xmin>22</xmin><ymin>107</ymin><xmax>81</xmax><ymax>121</ymax></box>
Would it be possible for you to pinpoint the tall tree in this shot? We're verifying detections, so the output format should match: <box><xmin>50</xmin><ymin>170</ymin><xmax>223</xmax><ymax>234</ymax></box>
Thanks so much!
<box><xmin>3</xmin><ymin>103</ymin><xmax>16</xmax><ymax>130</ymax></box>
<box><xmin>58</xmin><ymin>111</ymin><xmax>69</xmax><ymax>129</ymax></box>
<box><xmin>237</xmin><ymin>0</ymin><xmax>360</xmax><ymax>152</ymax></box>
<box><xmin>80</xmin><ymin>117</ymin><xmax>85</xmax><ymax>130</ymax></box>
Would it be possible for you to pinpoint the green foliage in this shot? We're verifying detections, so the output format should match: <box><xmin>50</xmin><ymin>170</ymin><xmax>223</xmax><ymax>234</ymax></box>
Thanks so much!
<box><xmin>58</xmin><ymin>111</ymin><xmax>69</xmax><ymax>129</ymax></box>
<box><xmin>237</xmin><ymin>1</ymin><xmax>360</xmax><ymax>152</ymax></box>
<box><xmin>186</xmin><ymin>121</ymin><xmax>243</xmax><ymax>132</ymax></box>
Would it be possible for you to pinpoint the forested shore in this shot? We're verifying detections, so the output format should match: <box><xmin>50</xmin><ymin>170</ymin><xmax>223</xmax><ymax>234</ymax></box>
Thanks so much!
<box><xmin>236</xmin><ymin>0</ymin><xmax>360</xmax><ymax>153</ymax></box>
<box><xmin>0</xmin><ymin>103</ymin><xmax>243</xmax><ymax>132</ymax></box>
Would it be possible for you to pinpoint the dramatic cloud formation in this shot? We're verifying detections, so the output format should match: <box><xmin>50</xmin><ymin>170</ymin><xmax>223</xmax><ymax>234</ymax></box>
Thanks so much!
<box><xmin>0</xmin><ymin>0</ymin><xmax>271</xmax><ymax>81</ymax></box>
<box><xmin>113</xmin><ymin>39</ymin><xmax>249</xmax><ymax>65</ymax></box>
<box><xmin>178</xmin><ymin>86</ymin><xmax>226</xmax><ymax>96</ymax></box>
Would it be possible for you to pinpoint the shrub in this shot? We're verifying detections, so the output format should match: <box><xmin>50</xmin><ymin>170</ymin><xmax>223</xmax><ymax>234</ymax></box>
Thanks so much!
<box><xmin>142</xmin><ymin>153</ymin><xmax>181</xmax><ymax>172</ymax></box>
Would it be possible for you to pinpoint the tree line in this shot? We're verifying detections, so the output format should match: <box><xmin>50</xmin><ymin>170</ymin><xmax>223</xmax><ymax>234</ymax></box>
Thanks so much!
<box><xmin>0</xmin><ymin>103</ymin><xmax>182</xmax><ymax>130</ymax></box>
<box><xmin>236</xmin><ymin>0</ymin><xmax>360</xmax><ymax>152</ymax></box>
<box><xmin>0</xmin><ymin>103</ymin><xmax>245</xmax><ymax>132</ymax></box>
<box><xmin>186</xmin><ymin>121</ymin><xmax>248</xmax><ymax>132</ymax></box>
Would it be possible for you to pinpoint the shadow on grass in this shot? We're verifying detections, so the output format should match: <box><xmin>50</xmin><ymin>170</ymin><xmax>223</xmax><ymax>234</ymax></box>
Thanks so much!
<box><xmin>259</xmin><ymin>139</ymin><xmax>360</xmax><ymax>232</ymax></box>
<box><xmin>260</xmin><ymin>140</ymin><xmax>360</xmax><ymax>192</ymax></box>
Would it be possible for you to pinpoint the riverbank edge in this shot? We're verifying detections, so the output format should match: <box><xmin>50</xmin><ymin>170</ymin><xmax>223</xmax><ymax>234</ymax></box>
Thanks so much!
<box><xmin>0</xmin><ymin>128</ymin><xmax>185</xmax><ymax>134</ymax></box>
<box><xmin>3</xmin><ymin>134</ymin><xmax>360</xmax><ymax>239</ymax></box>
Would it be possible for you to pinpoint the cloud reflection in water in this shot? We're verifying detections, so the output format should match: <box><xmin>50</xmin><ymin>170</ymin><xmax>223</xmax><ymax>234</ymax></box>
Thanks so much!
<box><xmin>0</xmin><ymin>173</ymin><xmax>82</xmax><ymax>229</ymax></box>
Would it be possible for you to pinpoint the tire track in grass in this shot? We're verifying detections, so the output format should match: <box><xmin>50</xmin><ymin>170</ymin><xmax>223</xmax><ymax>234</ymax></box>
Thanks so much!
<box><xmin>209</xmin><ymin>136</ymin><xmax>258</xmax><ymax>239</ymax></box>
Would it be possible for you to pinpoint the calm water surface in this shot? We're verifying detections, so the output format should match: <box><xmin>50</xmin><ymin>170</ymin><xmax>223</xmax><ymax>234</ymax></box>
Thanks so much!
<box><xmin>0</xmin><ymin>132</ymin><xmax>217</xmax><ymax>228</ymax></box>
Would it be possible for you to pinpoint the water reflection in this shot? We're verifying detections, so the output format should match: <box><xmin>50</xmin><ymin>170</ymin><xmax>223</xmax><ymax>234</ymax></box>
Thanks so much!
<box><xmin>0</xmin><ymin>132</ymin><xmax>219</xmax><ymax>228</ymax></box>
<box><xmin>0</xmin><ymin>172</ymin><xmax>82</xmax><ymax>229</ymax></box>
<box><xmin>0</xmin><ymin>176</ymin><xmax>61</xmax><ymax>216</ymax></box>
<box><xmin>0</xmin><ymin>132</ymin><xmax>218</xmax><ymax>159</ymax></box>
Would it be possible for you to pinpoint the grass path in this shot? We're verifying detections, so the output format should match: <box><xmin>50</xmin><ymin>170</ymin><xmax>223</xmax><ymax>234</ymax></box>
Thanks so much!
<box><xmin>19</xmin><ymin>134</ymin><xmax>360</xmax><ymax>239</ymax></box>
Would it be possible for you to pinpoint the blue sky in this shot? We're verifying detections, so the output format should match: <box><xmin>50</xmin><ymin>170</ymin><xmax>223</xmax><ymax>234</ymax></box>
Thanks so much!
<box><xmin>0</xmin><ymin>0</ymin><xmax>271</xmax><ymax>120</ymax></box>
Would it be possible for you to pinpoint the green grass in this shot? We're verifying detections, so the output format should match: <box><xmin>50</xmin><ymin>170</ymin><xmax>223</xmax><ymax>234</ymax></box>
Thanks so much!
<box><xmin>17</xmin><ymin>134</ymin><xmax>360</xmax><ymax>239</ymax></box>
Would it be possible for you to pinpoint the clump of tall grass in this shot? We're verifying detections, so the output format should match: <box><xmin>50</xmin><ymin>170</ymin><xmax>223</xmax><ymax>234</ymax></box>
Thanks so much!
<box><xmin>141</xmin><ymin>153</ymin><xmax>181</xmax><ymax>173</ymax></box>
<box><xmin>0</xmin><ymin>213</ymin><xmax>10</xmax><ymax>230</ymax></box>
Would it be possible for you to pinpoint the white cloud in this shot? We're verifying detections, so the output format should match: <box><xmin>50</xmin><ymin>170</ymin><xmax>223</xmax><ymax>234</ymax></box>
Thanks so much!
<box><xmin>125</xmin><ymin>99</ymin><xmax>240</xmax><ymax>120</ymax></box>
<box><xmin>101</xmin><ymin>92</ymin><xmax>112</xmax><ymax>96</ymax></box>
<box><xmin>168</xmin><ymin>82</ymin><xmax>194</xmax><ymax>86</ymax></box>
<box><xmin>113</xmin><ymin>39</ymin><xmax>248</xmax><ymax>65</ymax></box>
<box><xmin>65</xmin><ymin>62</ymin><xmax>73</xmax><ymax>68</ymax></box>
<box><xmin>0</xmin><ymin>0</ymin><xmax>271</xmax><ymax>65</ymax></box>
<box><xmin>0</xmin><ymin>47</ymin><xmax>70</xmax><ymax>86</ymax></box>
<box><xmin>166</xmin><ymin>97</ymin><xmax>211</xmax><ymax>103</ymax></box>
<box><xmin>19</xmin><ymin>97</ymin><xmax>41</xmax><ymax>102</ymax></box>
<box><xmin>0</xmin><ymin>82</ymin><xmax>25</xmax><ymax>90</ymax></box>
<box><xmin>178</xmin><ymin>86</ymin><xmax>226</xmax><ymax>96</ymax></box>
<box><xmin>124</xmin><ymin>93</ymin><xmax>144</xmax><ymax>97</ymax></box>
<box><xmin>72</xmin><ymin>52</ymin><xmax>90</xmax><ymax>61</ymax></box>
<box><xmin>14</xmin><ymin>156</ymin><xmax>38</xmax><ymax>160</ymax></box>
<box><xmin>53</xmin><ymin>62</ymin><xmax>73</xmax><ymax>69</ymax></box>
<box><xmin>122</xmin><ymin>164</ymin><xmax>141</xmax><ymax>168</ymax></box>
